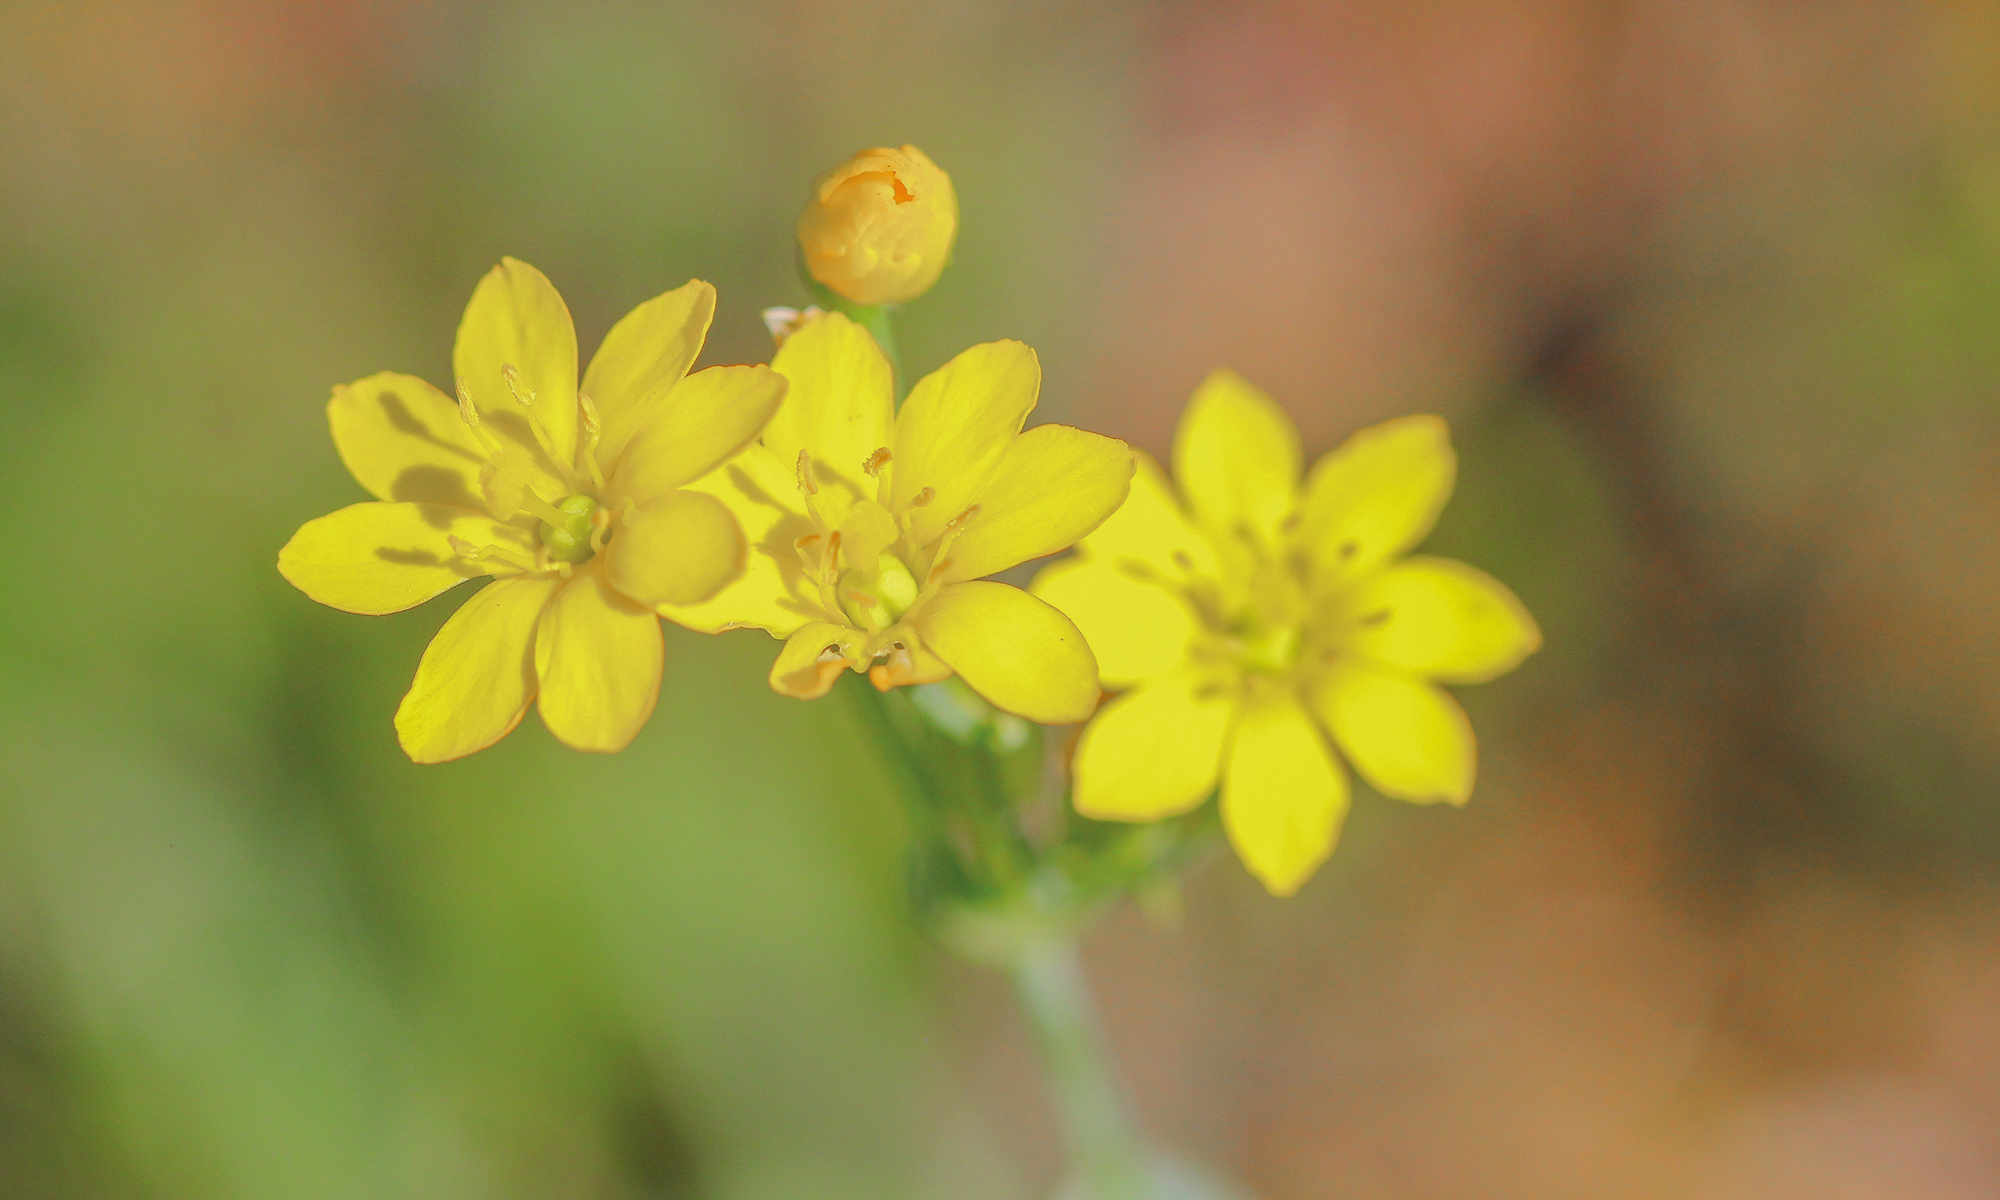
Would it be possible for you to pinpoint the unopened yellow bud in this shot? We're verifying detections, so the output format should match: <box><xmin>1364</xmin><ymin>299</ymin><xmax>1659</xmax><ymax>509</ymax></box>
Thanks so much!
<box><xmin>797</xmin><ymin>145</ymin><xmax>957</xmax><ymax>306</ymax></box>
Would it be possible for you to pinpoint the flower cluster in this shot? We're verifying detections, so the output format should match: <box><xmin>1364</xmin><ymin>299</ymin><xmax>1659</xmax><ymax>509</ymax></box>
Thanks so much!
<box><xmin>280</xmin><ymin>145</ymin><xmax>1538</xmax><ymax>897</ymax></box>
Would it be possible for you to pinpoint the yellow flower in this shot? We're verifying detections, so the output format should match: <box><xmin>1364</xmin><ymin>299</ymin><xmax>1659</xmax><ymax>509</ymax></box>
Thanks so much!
<box><xmin>1031</xmin><ymin>372</ymin><xmax>1540</xmax><ymax>895</ymax></box>
<box><xmin>660</xmin><ymin>312</ymin><xmax>1131</xmax><ymax>724</ymax></box>
<box><xmin>278</xmin><ymin>258</ymin><xmax>786</xmax><ymax>762</ymax></box>
<box><xmin>797</xmin><ymin>145</ymin><xmax>958</xmax><ymax>306</ymax></box>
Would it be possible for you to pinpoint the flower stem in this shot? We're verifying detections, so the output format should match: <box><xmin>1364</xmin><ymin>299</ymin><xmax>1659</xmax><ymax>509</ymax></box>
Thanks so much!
<box><xmin>1010</xmin><ymin>935</ymin><xmax>1149</xmax><ymax>1200</ymax></box>
<box><xmin>836</xmin><ymin>301</ymin><xmax>905</xmax><ymax>403</ymax></box>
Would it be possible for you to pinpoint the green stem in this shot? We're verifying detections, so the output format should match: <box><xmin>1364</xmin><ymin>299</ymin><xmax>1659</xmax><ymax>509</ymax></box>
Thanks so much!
<box><xmin>844</xmin><ymin>303</ymin><xmax>904</xmax><ymax>402</ymax></box>
<box><xmin>1011</xmin><ymin>936</ymin><xmax>1149</xmax><ymax>1200</ymax></box>
<box><xmin>823</xmin><ymin>292</ymin><xmax>1154</xmax><ymax>1195</ymax></box>
<box><xmin>796</xmin><ymin>262</ymin><xmax>908</xmax><ymax>403</ymax></box>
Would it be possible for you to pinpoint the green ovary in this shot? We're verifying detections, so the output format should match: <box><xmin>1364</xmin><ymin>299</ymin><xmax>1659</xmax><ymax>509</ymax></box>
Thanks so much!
<box><xmin>840</xmin><ymin>552</ymin><xmax>921</xmax><ymax>631</ymax></box>
<box><xmin>1236</xmin><ymin>623</ymin><xmax>1301</xmax><ymax>675</ymax></box>
<box><xmin>539</xmin><ymin>494</ymin><xmax>599</xmax><ymax>563</ymax></box>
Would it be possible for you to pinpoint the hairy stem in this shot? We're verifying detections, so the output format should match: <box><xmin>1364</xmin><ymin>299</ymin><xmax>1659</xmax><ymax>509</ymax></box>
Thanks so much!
<box><xmin>1011</xmin><ymin>937</ymin><xmax>1148</xmax><ymax>1200</ymax></box>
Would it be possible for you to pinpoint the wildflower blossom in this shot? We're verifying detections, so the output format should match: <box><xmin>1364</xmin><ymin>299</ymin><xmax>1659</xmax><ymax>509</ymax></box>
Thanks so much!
<box><xmin>279</xmin><ymin>258</ymin><xmax>785</xmax><ymax>761</ymax></box>
<box><xmin>797</xmin><ymin>145</ymin><xmax>957</xmax><ymax>306</ymax></box>
<box><xmin>660</xmin><ymin>312</ymin><xmax>1130</xmax><ymax>724</ymax></box>
<box><xmin>1033</xmin><ymin>372</ymin><xmax>1540</xmax><ymax>894</ymax></box>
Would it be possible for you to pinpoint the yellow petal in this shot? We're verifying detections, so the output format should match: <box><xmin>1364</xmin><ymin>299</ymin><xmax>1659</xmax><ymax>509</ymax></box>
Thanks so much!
<box><xmin>942</xmin><ymin>425</ymin><xmax>1134</xmax><ymax>583</ymax></box>
<box><xmin>1310</xmin><ymin>663</ymin><xmax>1474</xmax><ymax>805</ymax></box>
<box><xmin>394</xmin><ymin>575</ymin><xmax>561</xmax><ymax>763</ymax></box>
<box><xmin>533</xmin><ymin>560</ymin><xmax>663</xmax><ymax>753</ymax></box>
<box><xmin>278</xmin><ymin>502</ymin><xmax>527</xmax><ymax>615</ymax></box>
<box><xmin>890</xmin><ymin>340</ymin><xmax>1039</xmax><ymax>547</ymax></box>
<box><xmin>911</xmin><ymin>581</ymin><xmax>1098</xmax><ymax>723</ymax></box>
<box><xmin>1071</xmin><ymin>671</ymin><xmax>1234</xmax><ymax>821</ymax></box>
<box><xmin>608</xmin><ymin>364</ymin><xmax>787</xmax><ymax>502</ymax></box>
<box><xmin>1077</xmin><ymin>451</ymin><xmax>1218</xmax><ymax>580</ymax></box>
<box><xmin>1342</xmin><ymin>555</ymin><xmax>1540</xmax><ymax>683</ymax></box>
<box><xmin>763</xmin><ymin>312</ymin><xmax>895</xmax><ymax>500</ymax></box>
<box><xmin>1220</xmin><ymin>692</ymin><xmax>1349</xmax><ymax>895</ymax></box>
<box><xmin>584</xmin><ymin>280</ymin><xmax>716</xmax><ymax>466</ymax></box>
<box><xmin>769</xmin><ymin>622</ymin><xmax>863</xmax><ymax>699</ymax></box>
<box><xmin>1298</xmin><ymin>414</ymin><xmax>1454</xmax><ymax>583</ymax></box>
<box><xmin>327</xmin><ymin>371</ymin><xmax>487</xmax><ymax>507</ymax></box>
<box><xmin>1172</xmin><ymin>370</ymin><xmax>1301</xmax><ymax>545</ymax></box>
<box><xmin>657</xmin><ymin>446</ymin><xmax>819</xmax><ymax>637</ymax></box>
<box><xmin>1029</xmin><ymin>556</ymin><xmax>1198</xmax><ymax>687</ymax></box>
<box><xmin>606</xmin><ymin>489</ymin><xmax>745</xmax><ymax>608</ymax></box>
<box><xmin>453</xmin><ymin>257</ymin><xmax>580</xmax><ymax>468</ymax></box>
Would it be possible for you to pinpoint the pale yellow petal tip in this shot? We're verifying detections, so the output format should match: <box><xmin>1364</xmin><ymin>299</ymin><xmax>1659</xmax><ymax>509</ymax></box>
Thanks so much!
<box><xmin>1324</xmin><ymin>411</ymin><xmax>1455</xmax><ymax>475</ymax></box>
<box><xmin>550</xmin><ymin>728</ymin><xmax>642</xmax><ymax>755</ymax></box>
<box><xmin>1072</xmin><ymin>787</ymin><xmax>1184</xmax><ymax>824</ymax></box>
<box><xmin>1186</xmin><ymin>367</ymin><xmax>1289</xmax><ymax>423</ymax></box>
<box><xmin>1375</xmin><ymin>411</ymin><xmax>1450</xmax><ymax>440</ymax></box>
<box><xmin>392</xmin><ymin>705</ymin><xmax>527</xmax><ymax>765</ymax></box>
<box><xmin>1455</xmin><ymin>558</ymin><xmax>1544</xmax><ymax>680</ymax></box>
<box><xmin>1233</xmin><ymin>818</ymin><xmax>1339</xmax><ymax>896</ymax></box>
<box><xmin>1248</xmin><ymin>858</ymin><xmax>1323</xmax><ymax>898</ymax></box>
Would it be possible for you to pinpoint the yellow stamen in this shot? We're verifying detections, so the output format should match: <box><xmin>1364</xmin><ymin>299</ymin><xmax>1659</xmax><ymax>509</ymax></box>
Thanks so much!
<box><xmin>587</xmin><ymin>503</ymin><xmax>616</xmax><ymax>556</ymax></box>
<box><xmin>794</xmin><ymin>449</ymin><xmax>830</xmax><ymax>530</ymax></box>
<box><xmin>924</xmin><ymin>505</ymin><xmax>981</xmax><ymax>585</ymax></box>
<box><xmin>814</xmin><ymin>530</ymin><xmax>844</xmax><ymax>618</ymax></box>
<box><xmin>500</xmin><ymin>363</ymin><xmax>570</xmax><ymax>483</ymax></box>
<box><xmin>514</xmin><ymin>492</ymin><xmax>573</xmax><ymax>529</ymax></box>
<box><xmin>454</xmin><ymin>378</ymin><xmax>506</xmax><ymax>457</ymax></box>
<box><xmin>862</xmin><ymin>447</ymin><xmax>891</xmax><ymax>477</ymax></box>
<box><xmin>577</xmin><ymin>392</ymin><xmax>607</xmax><ymax>491</ymax></box>
<box><xmin>793</xmin><ymin>532</ymin><xmax>823</xmax><ymax>569</ymax></box>
<box><xmin>446</xmin><ymin>534</ymin><xmax>539</xmax><ymax>575</ymax></box>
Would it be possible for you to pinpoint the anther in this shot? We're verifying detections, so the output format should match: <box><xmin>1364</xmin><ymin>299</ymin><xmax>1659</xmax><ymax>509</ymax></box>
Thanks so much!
<box><xmin>796</xmin><ymin>450</ymin><xmax>820</xmax><ymax>496</ymax></box>
<box><xmin>862</xmin><ymin>447</ymin><xmax>891</xmax><ymax>477</ymax></box>
<box><xmin>945</xmin><ymin>504</ymin><xmax>980</xmax><ymax>531</ymax></box>
<box><xmin>455</xmin><ymin>379</ymin><xmax>507</xmax><ymax>458</ymax></box>
<box><xmin>500</xmin><ymin>364</ymin><xmax>536</xmax><ymax>407</ymax></box>
<box><xmin>911</xmin><ymin>487</ymin><xmax>934</xmax><ymax>507</ymax></box>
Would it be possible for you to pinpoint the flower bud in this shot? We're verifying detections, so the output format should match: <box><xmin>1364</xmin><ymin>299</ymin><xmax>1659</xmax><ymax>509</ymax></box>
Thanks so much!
<box><xmin>796</xmin><ymin>145</ymin><xmax>957</xmax><ymax>306</ymax></box>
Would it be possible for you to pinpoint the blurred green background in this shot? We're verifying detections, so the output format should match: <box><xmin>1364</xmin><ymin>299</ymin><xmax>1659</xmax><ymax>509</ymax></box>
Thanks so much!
<box><xmin>7</xmin><ymin>2</ymin><xmax>2000</xmax><ymax>1197</ymax></box>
